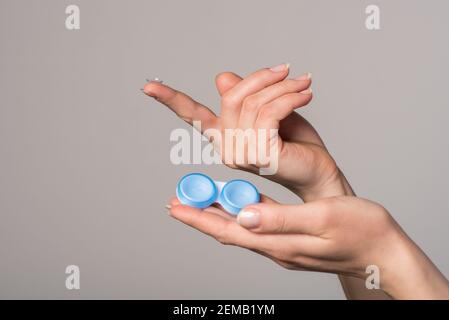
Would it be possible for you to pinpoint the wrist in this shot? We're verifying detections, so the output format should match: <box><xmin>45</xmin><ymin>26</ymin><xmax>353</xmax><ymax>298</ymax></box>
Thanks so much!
<box><xmin>292</xmin><ymin>168</ymin><xmax>354</xmax><ymax>202</ymax></box>
<box><xmin>378</xmin><ymin>231</ymin><xmax>449</xmax><ymax>299</ymax></box>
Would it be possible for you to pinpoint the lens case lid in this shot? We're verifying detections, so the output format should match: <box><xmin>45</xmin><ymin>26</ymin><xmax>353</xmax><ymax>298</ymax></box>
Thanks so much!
<box><xmin>176</xmin><ymin>173</ymin><xmax>260</xmax><ymax>215</ymax></box>
<box><xmin>176</xmin><ymin>173</ymin><xmax>218</xmax><ymax>209</ymax></box>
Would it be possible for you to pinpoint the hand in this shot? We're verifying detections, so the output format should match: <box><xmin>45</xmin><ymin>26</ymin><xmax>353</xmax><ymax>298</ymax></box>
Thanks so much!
<box><xmin>143</xmin><ymin>64</ymin><xmax>345</xmax><ymax>202</ymax></box>
<box><xmin>167</xmin><ymin>196</ymin><xmax>449</xmax><ymax>299</ymax></box>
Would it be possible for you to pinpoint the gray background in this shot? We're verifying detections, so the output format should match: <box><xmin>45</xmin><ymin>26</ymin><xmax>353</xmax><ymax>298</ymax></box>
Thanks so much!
<box><xmin>1</xmin><ymin>0</ymin><xmax>448</xmax><ymax>299</ymax></box>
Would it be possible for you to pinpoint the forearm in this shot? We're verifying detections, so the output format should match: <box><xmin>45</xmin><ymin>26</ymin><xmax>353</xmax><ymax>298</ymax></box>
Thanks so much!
<box><xmin>380</xmin><ymin>232</ymin><xmax>449</xmax><ymax>299</ymax></box>
<box><xmin>333</xmin><ymin>172</ymin><xmax>392</xmax><ymax>299</ymax></box>
<box><xmin>336</xmin><ymin>173</ymin><xmax>449</xmax><ymax>299</ymax></box>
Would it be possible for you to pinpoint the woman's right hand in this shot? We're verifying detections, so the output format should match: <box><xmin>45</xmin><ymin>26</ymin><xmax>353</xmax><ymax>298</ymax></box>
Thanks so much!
<box><xmin>143</xmin><ymin>64</ymin><xmax>346</xmax><ymax>202</ymax></box>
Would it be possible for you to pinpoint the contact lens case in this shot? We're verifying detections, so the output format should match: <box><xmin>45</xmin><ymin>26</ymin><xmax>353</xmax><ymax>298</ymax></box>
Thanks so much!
<box><xmin>176</xmin><ymin>173</ymin><xmax>260</xmax><ymax>215</ymax></box>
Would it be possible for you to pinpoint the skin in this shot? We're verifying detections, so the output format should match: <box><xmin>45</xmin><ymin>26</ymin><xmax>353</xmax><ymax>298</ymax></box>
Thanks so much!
<box><xmin>142</xmin><ymin>64</ymin><xmax>449</xmax><ymax>299</ymax></box>
<box><xmin>143</xmin><ymin>65</ymin><xmax>341</xmax><ymax>201</ymax></box>
<box><xmin>167</xmin><ymin>196</ymin><xmax>449</xmax><ymax>299</ymax></box>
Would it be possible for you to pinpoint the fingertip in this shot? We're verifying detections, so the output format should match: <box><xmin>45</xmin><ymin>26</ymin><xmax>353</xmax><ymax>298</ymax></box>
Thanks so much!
<box><xmin>294</xmin><ymin>72</ymin><xmax>312</xmax><ymax>82</ymax></box>
<box><xmin>298</xmin><ymin>89</ymin><xmax>314</xmax><ymax>106</ymax></box>
<box><xmin>215</xmin><ymin>71</ymin><xmax>241</xmax><ymax>82</ymax></box>
<box><xmin>215</xmin><ymin>72</ymin><xmax>242</xmax><ymax>95</ymax></box>
<box><xmin>234</xmin><ymin>195</ymin><xmax>275</xmax><ymax>228</ymax></box>
<box><xmin>143</xmin><ymin>80</ymin><xmax>174</xmax><ymax>99</ymax></box>
<box><xmin>170</xmin><ymin>197</ymin><xmax>181</xmax><ymax>206</ymax></box>
<box><xmin>214</xmin><ymin>71</ymin><xmax>227</xmax><ymax>83</ymax></box>
<box><xmin>142</xmin><ymin>82</ymin><xmax>161</xmax><ymax>98</ymax></box>
<box><xmin>269</xmin><ymin>63</ymin><xmax>290</xmax><ymax>73</ymax></box>
<box><xmin>295</xmin><ymin>78</ymin><xmax>312</xmax><ymax>89</ymax></box>
<box><xmin>236</xmin><ymin>207</ymin><xmax>261</xmax><ymax>230</ymax></box>
<box><xmin>299</xmin><ymin>88</ymin><xmax>313</xmax><ymax>96</ymax></box>
<box><xmin>169</xmin><ymin>203</ymin><xmax>196</xmax><ymax>220</ymax></box>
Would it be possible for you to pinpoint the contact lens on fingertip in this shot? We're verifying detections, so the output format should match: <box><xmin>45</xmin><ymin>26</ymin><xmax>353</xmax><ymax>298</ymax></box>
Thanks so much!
<box><xmin>176</xmin><ymin>173</ymin><xmax>260</xmax><ymax>215</ymax></box>
<box><xmin>146</xmin><ymin>77</ymin><xmax>163</xmax><ymax>83</ymax></box>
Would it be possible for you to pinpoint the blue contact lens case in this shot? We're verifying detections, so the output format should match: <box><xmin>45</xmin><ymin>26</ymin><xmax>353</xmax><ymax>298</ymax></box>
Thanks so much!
<box><xmin>176</xmin><ymin>173</ymin><xmax>260</xmax><ymax>215</ymax></box>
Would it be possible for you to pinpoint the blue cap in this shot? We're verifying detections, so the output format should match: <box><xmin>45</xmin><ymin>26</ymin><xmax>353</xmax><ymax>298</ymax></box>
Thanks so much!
<box><xmin>176</xmin><ymin>173</ymin><xmax>218</xmax><ymax>208</ymax></box>
<box><xmin>218</xmin><ymin>179</ymin><xmax>260</xmax><ymax>215</ymax></box>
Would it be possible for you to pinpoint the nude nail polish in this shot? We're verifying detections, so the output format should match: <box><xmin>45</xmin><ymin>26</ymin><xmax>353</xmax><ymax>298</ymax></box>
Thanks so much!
<box><xmin>165</xmin><ymin>204</ymin><xmax>172</xmax><ymax>215</ymax></box>
<box><xmin>237</xmin><ymin>209</ymin><xmax>260</xmax><ymax>229</ymax></box>
<box><xmin>270</xmin><ymin>63</ymin><xmax>289</xmax><ymax>72</ymax></box>
<box><xmin>299</xmin><ymin>88</ymin><xmax>313</xmax><ymax>95</ymax></box>
<box><xmin>295</xmin><ymin>72</ymin><xmax>312</xmax><ymax>81</ymax></box>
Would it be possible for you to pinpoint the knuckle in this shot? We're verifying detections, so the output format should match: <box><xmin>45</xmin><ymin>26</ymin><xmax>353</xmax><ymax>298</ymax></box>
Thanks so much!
<box><xmin>216</xmin><ymin>232</ymin><xmax>230</xmax><ymax>245</ymax></box>
<box><xmin>234</xmin><ymin>161</ymin><xmax>251</xmax><ymax>170</ymax></box>
<box><xmin>315</xmin><ymin>198</ymin><xmax>339</xmax><ymax>227</ymax></box>
<box><xmin>295</xmin><ymin>256</ymin><xmax>322</xmax><ymax>270</ymax></box>
<box><xmin>216</xmin><ymin>223</ymin><xmax>233</xmax><ymax>245</ymax></box>
<box><xmin>286</xmin><ymin>265</ymin><xmax>299</xmax><ymax>271</ymax></box>
<box><xmin>257</xmin><ymin>105</ymin><xmax>275</xmax><ymax>120</ymax></box>
<box><xmin>271</xmin><ymin>249</ymin><xmax>293</xmax><ymax>262</ymax></box>
<box><xmin>280</xmin><ymin>261</ymin><xmax>296</xmax><ymax>270</ymax></box>
<box><xmin>225</xmin><ymin>163</ymin><xmax>239</xmax><ymax>169</ymax></box>
<box><xmin>242</xmin><ymin>96</ymin><xmax>260</xmax><ymax>112</ymax></box>
<box><xmin>272</xmin><ymin>212</ymin><xmax>288</xmax><ymax>233</ymax></box>
<box><xmin>222</xmin><ymin>93</ymin><xmax>238</xmax><ymax>108</ymax></box>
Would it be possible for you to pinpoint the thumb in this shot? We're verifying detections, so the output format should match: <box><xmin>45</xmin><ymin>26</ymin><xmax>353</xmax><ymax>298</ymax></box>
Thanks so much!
<box><xmin>236</xmin><ymin>201</ymin><xmax>329</xmax><ymax>235</ymax></box>
<box><xmin>215</xmin><ymin>71</ymin><xmax>242</xmax><ymax>96</ymax></box>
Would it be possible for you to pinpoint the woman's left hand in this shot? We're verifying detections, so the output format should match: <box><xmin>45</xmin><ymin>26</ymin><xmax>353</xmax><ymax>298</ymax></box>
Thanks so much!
<box><xmin>167</xmin><ymin>196</ymin><xmax>449</xmax><ymax>299</ymax></box>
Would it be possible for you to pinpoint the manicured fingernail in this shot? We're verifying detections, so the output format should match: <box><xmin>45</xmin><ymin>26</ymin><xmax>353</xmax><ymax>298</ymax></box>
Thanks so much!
<box><xmin>146</xmin><ymin>77</ymin><xmax>163</xmax><ymax>83</ymax></box>
<box><xmin>142</xmin><ymin>78</ymin><xmax>162</xmax><ymax>97</ymax></box>
<box><xmin>237</xmin><ymin>209</ymin><xmax>260</xmax><ymax>229</ymax></box>
<box><xmin>142</xmin><ymin>87</ymin><xmax>156</xmax><ymax>97</ymax></box>
<box><xmin>295</xmin><ymin>72</ymin><xmax>312</xmax><ymax>81</ymax></box>
<box><xmin>165</xmin><ymin>204</ymin><xmax>172</xmax><ymax>215</ymax></box>
<box><xmin>299</xmin><ymin>88</ymin><xmax>312</xmax><ymax>95</ymax></box>
<box><xmin>269</xmin><ymin>63</ymin><xmax>289</xmax><ymax>72</ymax></box>
<box><xmin>142</xmin><ymin>90</ymin><xmax>156</xmax><ymax>97</ymax></box>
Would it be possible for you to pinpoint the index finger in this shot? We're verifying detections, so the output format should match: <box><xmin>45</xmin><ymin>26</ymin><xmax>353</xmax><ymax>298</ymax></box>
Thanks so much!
<box><xmin>168</xmin><ymin>203</ymin><xmax>269</xmax><ymax>251</ymax></box>
<box><xmin>143</xmin><ymin>80</ymin><xmax>218</xmax><ymax>132</ymax></box>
